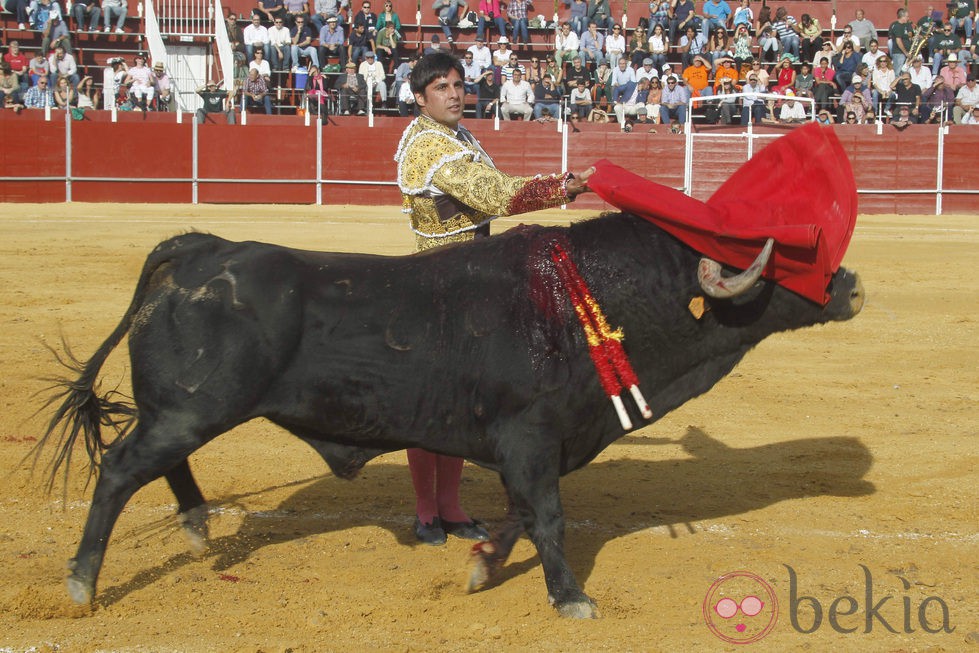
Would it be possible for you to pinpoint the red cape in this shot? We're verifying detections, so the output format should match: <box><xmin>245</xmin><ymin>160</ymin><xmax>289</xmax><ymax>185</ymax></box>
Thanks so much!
<box><xmin>587</xmin><ymin>123</ymin><xmax>857</xmax><ymax>305</ymax></box>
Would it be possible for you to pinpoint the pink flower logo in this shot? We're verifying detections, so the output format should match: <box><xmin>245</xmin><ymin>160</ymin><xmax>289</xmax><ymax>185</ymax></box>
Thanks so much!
<box><xmin>703</xmin><ymin>571</ymin><xmax>779</xmax><ymax>644</ymax></box>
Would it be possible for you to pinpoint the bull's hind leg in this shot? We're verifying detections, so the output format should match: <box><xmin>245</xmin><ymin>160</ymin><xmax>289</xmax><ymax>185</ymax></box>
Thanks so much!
<box><xmin>165</xmin><ymin>460</ymin><xmax>209</xmax><ymax>556</ymax></box>
<box><xmin>68</xmin><ymin>423</ymin><xmax>208</xmax><ymax>605</ymax></box>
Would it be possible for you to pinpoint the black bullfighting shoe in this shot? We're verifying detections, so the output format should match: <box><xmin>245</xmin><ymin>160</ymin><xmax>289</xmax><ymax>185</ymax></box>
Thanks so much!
<box><xmin>442</xmin><ymin>519</ymin><xmax>490</xmax><ymax>541</ymax></box>
<box><xmin>414</xmin><ymin>517</ymin><xmax>447</xmax><ymax>546</ymax></box>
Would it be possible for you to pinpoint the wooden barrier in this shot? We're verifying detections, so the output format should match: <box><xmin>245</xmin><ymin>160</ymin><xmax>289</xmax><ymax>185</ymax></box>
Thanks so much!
<box><xmin>0</xmin><ymin>111</ymin><xmax>976</xmax><ymax>214</ymax></box>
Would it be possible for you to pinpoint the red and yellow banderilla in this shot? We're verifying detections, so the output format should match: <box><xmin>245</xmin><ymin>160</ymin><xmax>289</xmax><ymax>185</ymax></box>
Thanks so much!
<box><xmin>550</xmin><ymin>244</ymin><xmax>653</xmax><ymax>430</ymax></box>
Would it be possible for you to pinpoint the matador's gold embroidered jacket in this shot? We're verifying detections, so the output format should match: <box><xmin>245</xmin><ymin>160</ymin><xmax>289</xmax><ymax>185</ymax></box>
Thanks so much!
<box><xmin>394</xmin><ymin>115</ymin><xmax>574</xmax><ymax>251</ymax></box>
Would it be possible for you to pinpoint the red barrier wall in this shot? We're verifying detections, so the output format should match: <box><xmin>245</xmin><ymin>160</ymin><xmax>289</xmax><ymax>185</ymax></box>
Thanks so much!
<box><xmin>1</xmin><ymin>111</ymin><xmax>976</xmax><ymax>214</ymax></box>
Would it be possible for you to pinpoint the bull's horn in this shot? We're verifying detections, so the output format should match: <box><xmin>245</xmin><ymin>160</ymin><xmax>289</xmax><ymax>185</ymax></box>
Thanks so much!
<box><xmin>697</xmin><ymin>238</ymin><xmax>775</xmax><ymax>299</ymax></box>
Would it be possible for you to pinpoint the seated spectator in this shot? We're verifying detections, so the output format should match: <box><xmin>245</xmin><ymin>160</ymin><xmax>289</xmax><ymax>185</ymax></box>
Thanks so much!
<box><xmin>152</xmin><ymin>61</ymin><xmax>172</xmax><ymax>110</ymax></box>
<box><xmin>679</xmin><ymin>25</ymin><xmax>707</xmax><ymax>69</ymax></box>
<box><xmin>921</xmin><ymin>76</ymin><xmax>955</xmax><ymax>124</ymax></box>
<box><xmin>282</xmin><ymin>0</ymin><xmax>306</xmax><ymax>29</ymax></box>
<box><xmin>892</xmin><ymin>71</ymin><xmax>923</xmax><ymax>121</ymax></box>
<box><xmin>701</xmin><ymin>0</ymin><xmax>731</xmax><ymax>34</ymax></box>
<box><xmin>659</xmin><ymin>74</ymin><xmax>690</xmax><ymax>128</ymax></box>
<box><xmin>102</xmin><ymin>0</ymin><xmax>127</xmax><ymax>33</ymax></box>
<box><xmin>613</xmin><ymin>77</ymin><xmax>651</xmax><ymax>131</ymax></box>
<box><xmin>48</xmin><ymin>45</ymin><xmax>79</xmax><ymax>88</ymax></box>
<box><xmin>568</xmin><ymin>78</ymin><xmax>592</xmax><ymax>120</ymax></box>
<box><xmin>258</xmin><ymin>0</ymin><xmax>288</xmax><ymax>25</ymax></box>
<box><xmin>392</xmin><ymin>54</ymin><xmax>415</xmax><ymax>102</ymax></box>
<box><xmin>628</xmin><ymin>25</ymin><xmax>650</xmax><ymax>68</ymax></box>
<box><xmin>609</xmin><ymin>56</ymin><xmax>636</xmax><ymax>101</ymax></box>
<box><xmin>591</xmin><ymin>61</ymin><xmax>612</xmax><ymax>107</ymax></box>
<box><xmin>305</xmin><ymin>64</ymin><xmax>332</xmax><ymax>118</ymax></box>
<box><xmin>646</xmin><ymin>23</ymin><xmax>668</xmax><ymax>71</ymax></box>
<box><xmin>706</xmin><ymin>26</ymin><xmax>732</xmax><ymax>65</ymax></box>
<box><xmin>862</xmin><ymin>39</ymin><xmax>886</xmax><ymax>70</ymax></box>
<box><xmin>467</xmin><ymin>36</ymin><xmax>492</xmax><ymax>70</ymax></box>
<box><xmin>564</xmin><ymin>56</ymin><xmax>590</xmax><ymax>94</ymax></box>
<box><xmin>953</xmin><ymin>75</ymin><xmax>979</xmax><ymax>123</ymax></box>
<box><xmin>771</xmin><ymin>7</ymin><xmax>799</xmax><ymax>60</ymax></box>
<box><xmin>28</xmin><ymin>50</ymin><xmax>51</xmax><ymax>87</ymax></box>
<box><xmin>249</xmin><ymin>47</ymin><xmax>272</xmax><ymax>81</ymax></box>
<box><xmin>352</xmin><ymin>0</ymin><xmax>377</xmax><ymax>35</ymax></box>
<box><xmin>713</xmin><ymin>75</ymin><xmax>739</xmax><ymax>123</ymax></box>
<box><xmin>1</xmin><ymin>63</ymin><xmax>24</xmax><ymax>108</ymax></box>
<box><xmin>740</xmin><ymin>73</ymin><xmax>766</xmax><ymax>124</ymax></box>
<box><xmin>635</xmin><ymin>58</ymin><xmax>659</xmax><ymax>83</ymax></box>
<box><xmin>500</xmin><ymin>68</ymin><xmax>534</xmax><ymax>120</ymax></box>
<box><xmin>434</xmin><ymin>0</ymin><xmax>467</xmax><ymax>44</ymax></box>
<box><xmin>815</xmin><ymin>108</ymin><xmax>833</xmax><ymax>124</ymax></box>
<box><xmin>75</xmin><ymin>74</ymin><xmax>99</xmax><ymax>110</ymax></box>
<box><xmin>534</xmin><ymin>74</ymin><xmax>562</xmax><ymax>120</ymax></box>
<box><xmin>5</xmin><ymin>0</ymin><xmax>31</xmax><ymax>30</ymax></box>
<box><xmin>963</xmin><ymin>105</ymin><xmax>979</xmax><ymax>124</ymax></box>
<box><xmin>812</xmin><ymin>56</ymin><xmax>835</xmax><ymax>112</ymax></box>
<box><xmin>770</xmin><ymin>55</ymin><xmax>795</xmax><ymax>94</ymax></box>
<box><xmin>605</xmin><ymin>24</ymin><xmax>627</xmax><ymax>69</ymax></box>
<box><xmin>269</xmin><ymin>16</ymin><xmax>293</xmax><ymax>70</ymax></box>
<box><xmin>579</xmin><ymin>22</ymin><xmax>606</xmax><ymax>67</ymax></box>
<box><xmin>318</xmin><ymin>15</ymin><xmax>347</xmax><ymax>68</ymax></box>
<box><xmin>102</xmin><ymin>57</ymin><xmax>127</xmax><ymax>109</ymax></box>
<box><xmin>32</xmin><ymin>0</ymin><xmax>71</xmax><ymax>55</ymax></box>
<box><xmin>358</xmin><ymin>50</ymin><xmax>386</xmax><ymax>104</ymax></box>
<box><xmin>756</xmin><ymin>23</ymin><xmax>779</xmax><ymax>64</ymax></box>
<box><xmin>291</xmin><ymin>15</ymin><xmax>321</xmax><ymax>68</ymax></box>
<box><xmin>731</xmin><ymin>23</ymin><xmax>753</xmax><ymax>73</ymax></box>
<box><xmin>930</xmin><ymin>22</ymin><xmax>968</xmax><ymax>76</ymax></box>
<box><xmin>940</xmin><ymin>54</ymin><xmax>968</xmax><ymax>91</ymax></box>
<box><xmin>374</xmin><ymin>21</ymin><xmax>399</xmax><ymax>72</ymax></box>
<box><xmin>871</xmin><ymin>56</ymin><xmax>896</xmax><ymax>115</ymax></box>
<box><xmin>587</xmin><ymin>0</ymin><xmax>614</xmax><ymax>32</ymax></box>
<box><xmin>501</xmin><ymin>53</ymin><xmax>525</xmax><ymax>82</ymax></box>
<box><xmin>244</xmin><ymin>13</ymin><xmax>272</xmax><ymax>61</ymax></box>
<box><xmin>461</xmin><ymin>49</ymin><xmax>483</xmax><ymax>95</ymax></box>
<box><xmin>798</xmin><ymin>14</ymin><xmax>822</xmax><ymax>63</ymax></box>
<box><xmin>336</xmin><ymin>60</ymin><xmax>367</xmax><ymax>114</ymax></box>
<box><xmin>492</xmin><ymin>36</ymin><xmax>512</xmax><ymax>67</ymax></box>
<box><xmin>832</xmin><ymin>41</ymin><xmax>861</xmax><ymax>91</ymax></box>
<box><xmin>711</xmin><ymin>56</ymin><xmax>738</xmax><ymax>93</ymax></box>
<box><xmin>243</xmin><ymin>68</ymin><xmax>273</xmax><ymax>113</ymax></box>
<box><xmin>311</xmin><ymin>0</ymin><xmax>348</xmax><ymax>32</ymax></box>
<box><xmin>834</xmin><ymin>26</ymin><xmax>860</xmax><ymax>55</ymax></box>
<box><xmin>475</xmin><ymin>0</ymin><xmax>505</xmax><ymax>42</ymax></box>
<box><xmin>348</xmin><ymin>22</ymin><xmax>373</xmax><ymax>64</ymax></box>
<box><xmin>376</xmin><ymin>1</ymin><xmax>401</xmax><ymax>35</ymax></box>
<box><xmin>839</xmin><ymin>74</ymin><xmax>871</xmax><ymax>123</ymax></box>
<box><xmin>907</xmin><ymin>56</ymin><xmax>932</xmax><ymax>95</ymax></box>
<box><xmin>125</xmin><ymin>54</ymin><xmax>155</xmax><ymax>111</ymax></box>
<box><xmin>52</xmin><ymin>74</ymin><xmax>76</xmax><ymax>108</ymax></box>
<box><xmin>848</xmin><ymin>9</ymin><xmax>876</xmax><ymax>53</ymax></box>
<box><xmin>3</xmin><ymin>42</ymin><xmax>29</xmax><ymax>93</ymax></box>
<box><xmin>843</xmin><ymin>110</ymin><xmax>859</xmax><ymax>125</ymax></box>
<box><xmin>23</xmin><ymin>75</ymin><xmax>55</xmax><ymax>108</ymax></box>
<box><xmin>476</xmin><ymin>64</ymin><xmax>500</xmax><ymax>118</ymax></box>
<box><xmin>793</xmin><ymin>61</ymin><xmax>814</xmax><ymax>98</ymax></box>
<box><xmin>506</xmin><ymin>0</ymin><xmax>529</xmax><ymax>48</ymax></box>
<box><xmin>71</xmin><ymin>0</ymin><xmax>101</xmax><ymax>32</ymax></box>
<box><xmin>682</xmin><ymin>54</ymin><xmax>711</xmax><ymax>97</ymax></box>
<box><xmin>396</xmin><ymin>60</ymin><xmax>418</xmax><ymax>116</ymax></box>
<box><xmin>568</xmin><ymin>0</ymin><xmax>587</xmax><ymax>36</ymax></box>
<box><xmin>556</xmin><ymin>22</ymin><xmax>581</xmax><ymax>68</ymax></box>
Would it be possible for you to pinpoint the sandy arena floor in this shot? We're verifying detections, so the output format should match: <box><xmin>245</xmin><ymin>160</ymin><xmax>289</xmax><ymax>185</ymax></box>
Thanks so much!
<box><xmin>0</xmin><ymin>204</ymin><xmax>975</xmax><ymax>652</ymax></box>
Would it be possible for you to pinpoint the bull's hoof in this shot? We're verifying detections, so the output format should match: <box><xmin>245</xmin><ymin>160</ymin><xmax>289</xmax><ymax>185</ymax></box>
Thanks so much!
<box><xmin>66</xmin><ymin>571</ymin><xmax>93</xmax><ymax>605</ymax></box>
<box><xmin>552</xmin><ymin>595</ymin><xmax>600</xmax><ymax>619</ymax></box>
<box><xmin>178</xmin><ymin>504</ymin><xmax>210</xmax><ymax>556</ymax></box>
<box><xmin>466</xmin><ymin>541</ymin><xmax>497</xmax><ymax>593</ymax></box>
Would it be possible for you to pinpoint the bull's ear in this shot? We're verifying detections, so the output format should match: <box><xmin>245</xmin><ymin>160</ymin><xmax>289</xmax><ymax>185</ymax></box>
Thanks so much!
<box><xmin>697</xmin><ymin>238</ymin><xmax>774</xmax><ymax>300</ymax></box>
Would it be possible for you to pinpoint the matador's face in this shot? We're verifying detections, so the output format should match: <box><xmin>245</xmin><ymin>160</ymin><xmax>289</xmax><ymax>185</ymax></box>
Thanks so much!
<box><xmin>416</xmin><ymin>68</ymin><xmax>465</xmax><ymax>130</ymax></box>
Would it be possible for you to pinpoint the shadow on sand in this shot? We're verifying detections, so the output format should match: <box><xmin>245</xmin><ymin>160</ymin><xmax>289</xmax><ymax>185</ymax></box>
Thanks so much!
<box><xmin>97</xmin><ymin>426</ymin><xmax>874</xmax><ymax>607</ymax></box>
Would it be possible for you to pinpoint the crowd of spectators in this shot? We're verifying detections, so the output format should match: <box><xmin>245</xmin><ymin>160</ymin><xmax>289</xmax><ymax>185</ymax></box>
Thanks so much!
<box><xmin>3</xmin><ymin>0</ymin><xmax>979</xmax><ymax>126</ymax></box>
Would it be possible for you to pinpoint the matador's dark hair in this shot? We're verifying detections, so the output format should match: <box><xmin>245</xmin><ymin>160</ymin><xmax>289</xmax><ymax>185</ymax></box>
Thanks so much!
<box><xmin>410</xmin><ymin>52</ymin><xmax>465</xmax><ymax>96</ymax></box>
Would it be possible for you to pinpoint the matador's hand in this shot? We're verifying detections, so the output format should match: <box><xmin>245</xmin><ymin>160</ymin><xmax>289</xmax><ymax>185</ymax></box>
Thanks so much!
<box><xmin>566</xmin><ymin>166</ymin><xmax>595</xmax><ymax>198</ymax></box>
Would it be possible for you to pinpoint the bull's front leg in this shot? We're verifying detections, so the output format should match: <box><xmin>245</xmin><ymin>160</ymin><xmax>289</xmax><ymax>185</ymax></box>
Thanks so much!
<box><xmin>500</xmin><ymin>455</ymin><xmax>598</xmax><ymax>619</ymax></box>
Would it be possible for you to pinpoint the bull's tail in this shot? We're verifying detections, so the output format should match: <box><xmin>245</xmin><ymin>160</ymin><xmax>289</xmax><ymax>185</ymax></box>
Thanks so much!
<box><xmin>31</xmin><ymin>236</ymin><xmax>190</xmax><ymax>494</ymax></box>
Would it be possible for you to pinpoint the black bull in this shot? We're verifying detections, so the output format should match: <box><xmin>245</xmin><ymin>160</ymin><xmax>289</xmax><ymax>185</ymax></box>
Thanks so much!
<box><xmin>39</xmin><ymin>212</ymin><xmax>864</xmax><ymax>618</ymax></box>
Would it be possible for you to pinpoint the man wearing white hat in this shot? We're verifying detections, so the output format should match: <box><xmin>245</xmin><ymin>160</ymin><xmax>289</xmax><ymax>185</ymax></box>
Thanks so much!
<box><xmin>358</xmin><ymin>49</ymin><xmax>387</xmax><ymax>102</ymax></box>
